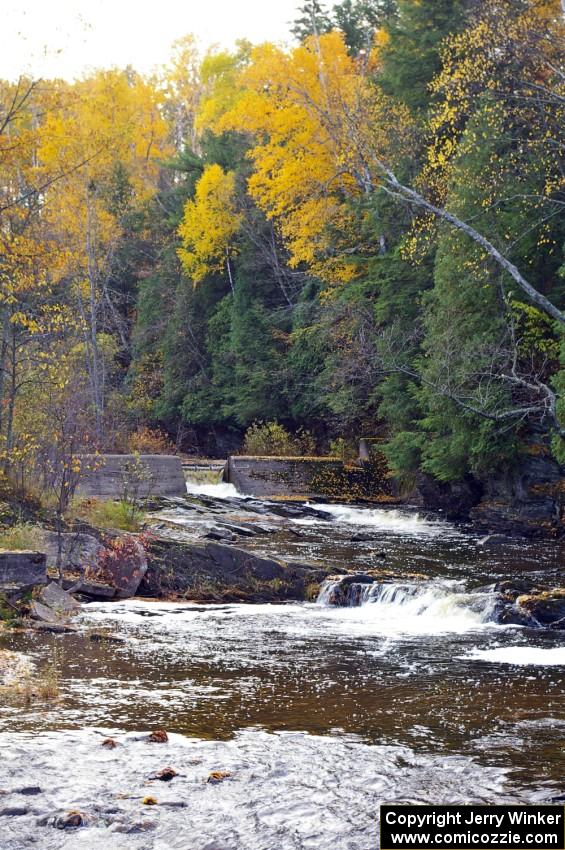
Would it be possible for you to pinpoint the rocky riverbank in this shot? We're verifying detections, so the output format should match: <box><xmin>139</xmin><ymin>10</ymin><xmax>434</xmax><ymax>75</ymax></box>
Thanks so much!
<box><xmin>140</xmin><ymin>493</ymin><xmax>341</xmax><ymax>601</ymax></box>
<box><xmin>2</xmin><ymin>487</ymin><xmax>565</xmax><ymax>627</ymax></box>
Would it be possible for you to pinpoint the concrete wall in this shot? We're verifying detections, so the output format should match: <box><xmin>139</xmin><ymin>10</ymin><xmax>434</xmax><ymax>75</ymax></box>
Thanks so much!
<box><xmin>228</xmin><ymin>456</ymin><xmax>345</xmax><ymax>498</ymax></box>
<box><xmin>77</xmin><ymin>455</ymin><xmax>186</xmax><ymax>499</ymax></box>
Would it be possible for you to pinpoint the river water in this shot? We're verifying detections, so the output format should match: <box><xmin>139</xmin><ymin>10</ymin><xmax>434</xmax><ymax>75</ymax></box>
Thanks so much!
<box><xmin>1</xmin><ymin>487</ymin><xmax>564</xmax><ymax>849</ymax></box>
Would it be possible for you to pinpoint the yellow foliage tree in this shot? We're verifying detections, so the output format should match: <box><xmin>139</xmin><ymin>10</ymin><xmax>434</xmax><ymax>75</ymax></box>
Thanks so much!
<box><xmin>199</xmin><ymin>31</ymin><xmax>412</xmax><ymax>284</ymax></box>
<box><xmin>38</xmin><ymin>69</ymin><xmax>172</xmax><ymax>436</ymax></box>
<box><xmin>177</xmin><ymin>163</ymin><xmax>243</xmax><ymax>287</ymax></box>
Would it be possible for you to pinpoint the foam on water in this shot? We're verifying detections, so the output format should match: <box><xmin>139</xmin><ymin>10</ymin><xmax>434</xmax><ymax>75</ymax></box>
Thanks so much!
<box><xmin>297</xmin><ymin>503</ymin><xmax>451</xmax><ymax>536</ymax></box>
<box><xmin>463</xmin><ymin>647</ymin><xmax>565</xmax><ymax>666</ymax></box>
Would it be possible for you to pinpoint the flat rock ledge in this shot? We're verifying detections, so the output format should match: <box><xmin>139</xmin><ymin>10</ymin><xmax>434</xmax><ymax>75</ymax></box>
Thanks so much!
<box><xmin>141</xmin><ymin>536</ymin><xmax>329</xmax><ymax>602</ymax></box>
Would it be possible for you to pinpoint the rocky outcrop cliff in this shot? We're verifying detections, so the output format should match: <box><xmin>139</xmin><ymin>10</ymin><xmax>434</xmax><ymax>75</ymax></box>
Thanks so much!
<box><xmin>416</xmin><ymin>429</ymin><xmax>564</xmax><ymax>537</ymax></box>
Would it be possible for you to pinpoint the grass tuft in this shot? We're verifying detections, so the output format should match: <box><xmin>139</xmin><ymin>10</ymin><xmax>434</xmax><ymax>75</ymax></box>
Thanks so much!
<box><xmin>70</xmin><ymin>498</ymin><xmax>143</xmax><ymax>532</ymax></box>
<box><xmin>0</xmin><ymin>522</ymin><xmax>44</xmax><ymax>551</ymax></box>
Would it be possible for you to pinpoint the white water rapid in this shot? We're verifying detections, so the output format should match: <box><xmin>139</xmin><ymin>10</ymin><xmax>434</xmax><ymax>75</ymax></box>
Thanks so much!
<box><xmin>316</xmin><ymin>577</ymin><xmax>498</xmax><ymax>635</ymax></box>
<box><xmin>296</xmin><ymin>503</ymin><xmax>453</xmax><ymax>536</ymax></box>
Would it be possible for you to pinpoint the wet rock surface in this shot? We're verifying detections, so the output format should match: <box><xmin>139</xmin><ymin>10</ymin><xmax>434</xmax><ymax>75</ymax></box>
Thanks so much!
<box><xmin>141</xmin><ymin>494</ymin><xmax>335</xmax><ymax>601</ymax></box>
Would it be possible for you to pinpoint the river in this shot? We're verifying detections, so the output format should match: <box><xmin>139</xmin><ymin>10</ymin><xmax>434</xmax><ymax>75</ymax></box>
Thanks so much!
<box><xmin>1</xmin><ymin>485</ymin><xmax>564</xmax><ymax>849</ymax></box>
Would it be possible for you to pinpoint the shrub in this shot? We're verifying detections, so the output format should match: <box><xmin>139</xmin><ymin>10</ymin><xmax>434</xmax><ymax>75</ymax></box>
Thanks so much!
<box><xmin>128</xmin><ymin>427</ymin><xmax>174</xmax><ymax>455</ymax></box>
<box><xmin>242</xmin><ymin>421</ymin><xmax>316</xmax><ymax>457</ymax></box>
<box><xmin>328</xmin><ymin>437</ymin><xmax>358</xmax><ymax>463</ymax></box>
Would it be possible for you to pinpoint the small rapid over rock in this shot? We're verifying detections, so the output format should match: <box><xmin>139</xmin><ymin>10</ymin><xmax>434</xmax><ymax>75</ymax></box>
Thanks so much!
<box><xmin>317</xmin><ymin>573</ymin><xmax>565</xmax><ymax>633</ymax></box>
<box><xmin>317</xmin><ymin>576</ymin><xmax>498</xmax><ymax>633</ymax></box>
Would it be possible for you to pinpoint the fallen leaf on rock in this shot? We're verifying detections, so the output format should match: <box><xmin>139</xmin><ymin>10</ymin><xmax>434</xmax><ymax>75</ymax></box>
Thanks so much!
<box><xmin>148</xmin><ymin>730</ymin><xmax>168</xmax><ymax>743</ymax></box>
<box><xmin>207</xmin><ymin>771</ymin><xmax>233</xmax><ymax>784</ymax></box>
<box><xmin>150</xmin><ymin>767</ymin><xmax>177</xmax><ymax>782</ymax></box>
<box><xmin>54</xmin><ymin>810</ymin><xmax>85</xmax><ymax>829</ymax></box>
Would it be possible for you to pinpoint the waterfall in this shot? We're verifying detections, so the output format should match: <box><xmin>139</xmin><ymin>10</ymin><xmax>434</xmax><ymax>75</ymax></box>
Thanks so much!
<box><xmin>316</xmin><ymin>576</ymin><xmax>499</xmax><ymax>632</ymax></box>
<box><xmin>317</xmin><ymin>578</ymin><xmax>423</xmax><ymax>608</ymax></box>
<box><xmin>183</xmin><ymin>462</ymin><xmax>241</xmax><ymax>498</ymax></box>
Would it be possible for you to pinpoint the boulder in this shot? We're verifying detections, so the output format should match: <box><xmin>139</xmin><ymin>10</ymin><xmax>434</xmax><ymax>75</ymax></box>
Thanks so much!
<box><xmin>0</xmin><ymin>551</ymin><xmax>46</xmax><ymax>594</ymax></box>
<box><xmin>30</xmin><ymin>600</ymin><xmax>61</xmax><ymax>623</ymax></box>
<box><xmin>141</xmin><ymin>537</ymin><xmax>329</xmax><ymax>602</ymax></box>
<box><xmin>492</xmin><ymin>602</ymin><xmax>539</xmax><ymax>628</ymax></box>
<box><xmin>38</xmin><ymin>582</ymin><xmax>81</xmax><ymax>616</ymax></box>
<box><xmin>102</xmin><ymin>539</ymin><xmax>148</xmax><ymax>599</ymax></box>
<box><xmin>340</xmin><ymin>573</ymin><xmax>377</xmax><ymax>586</ymax></box>
<box><xmin>493</xmin><ymin>579</ymin><xmax>539</xmax><ymax>596</ymax></box>
<box><xmin>204</xmin><ymin>542</ymin><xmax>286</xmax><ymax>581</ymax></box>
<box><xmin>517</xmin><ymin>590</ymin><xmax>565</xmax><ymax>626</ymax></box>
<box><xmin>203</xmin><ymin>527</ymin><xmax>236</xmax><ymax>543</ymax></box>
<box><xmin>40</xmin><ymin>532</ymin><xmax>103</xmax><ymax>572</ymax></box>
<box><xmin>63</xmin><ymin>580</ymin><xmax>116</xmax><ymax>600</ymax></box>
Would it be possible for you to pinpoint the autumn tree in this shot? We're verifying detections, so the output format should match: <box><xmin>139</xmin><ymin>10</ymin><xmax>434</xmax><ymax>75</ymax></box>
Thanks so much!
<box><xmin>39</xmin><ymin>70</ymin><xmax>172</xmax><ymax>440</ymax></box>
<box><xmin>177</xmin><ymin>163</ymin><xmax>242</xmax><ymax>289</ymax></box>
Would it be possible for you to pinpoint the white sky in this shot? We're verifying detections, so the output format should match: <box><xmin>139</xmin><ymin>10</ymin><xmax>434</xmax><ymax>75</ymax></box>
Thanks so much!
<box><xmin>2</xmin><ymin>0</ymin><xmax>301</xmax><ymax>81</ymax></box>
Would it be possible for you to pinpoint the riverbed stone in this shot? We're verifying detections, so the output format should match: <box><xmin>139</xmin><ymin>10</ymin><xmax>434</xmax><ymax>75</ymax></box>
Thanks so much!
<box><xmin>516</xmin><ymin>590</ymin><xmax>565</xmax><ymax>626</ymax></box>
<box><xmin>31</xmin><ymin>621</ymin><xmax>78</xmax><ymax>634</ymax></box>
<box><xmin>142</xmin><ymin>536</ymin><xmax>329</xmax><ymax>602</ymax></box>
<box><xmin>203</xmin><ymin>527</ymin><xmax>236</xmax><ymax>542</ymax></box>
<box><xmin>53</xmin><ymin>811</ymin><xmax>87</xmax><ymax>829</ymax></box>
<box><xmin>492</xmin><ymin>602</ymin><xmax>539</xmax><ymax>628</ymax></box>
<box><xmin>0</xmin><ymin>806</ymin><xmax>30</xmax><ymax>817</ymax></box>
<box><xmin>65</xmin><ymin>580</ymin><xmax>116</xmax><ymax>600</ymax></box>
<box><xmin>88</xmin><ymin>631</ymin><xmax>126</xmax><ymax>643</ymax></box>
<box><xmin>340</xmin><ymin>573</ymin><xmax>376</xmax><ymax>586</ymax></box>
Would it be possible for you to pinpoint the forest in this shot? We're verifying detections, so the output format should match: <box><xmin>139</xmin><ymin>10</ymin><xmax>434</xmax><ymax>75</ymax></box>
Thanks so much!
<box><xmin>0</xmin><ymin>0</ymin><xmax>564</xmax><ymax>497</ymax></box>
